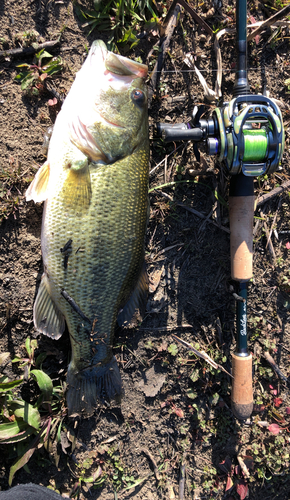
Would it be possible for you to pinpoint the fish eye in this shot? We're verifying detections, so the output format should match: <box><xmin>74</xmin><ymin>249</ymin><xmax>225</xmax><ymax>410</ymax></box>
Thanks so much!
<box><xmin>131</xmin><ymin>89</ymin><xmax>145</xmax><ymax>106</ymax></box>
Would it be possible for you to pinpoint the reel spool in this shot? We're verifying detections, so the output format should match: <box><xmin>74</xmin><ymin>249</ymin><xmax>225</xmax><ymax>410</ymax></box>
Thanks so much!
<box><xmin>208</xmin><ymin>95</ymin><xmax>285</xmax><ymax>177</ymax></box>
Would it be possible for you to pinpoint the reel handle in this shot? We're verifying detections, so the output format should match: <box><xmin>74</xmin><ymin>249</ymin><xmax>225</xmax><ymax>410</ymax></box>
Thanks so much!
<box><xmin>156</xmin><ymin>122</ymin><xmax>205</xmax><ymax>142</ymax></box>
<box><xmin>229</xmin><ymin>173</ymin><xmax>254</xmax><ymax>419</ymax></box>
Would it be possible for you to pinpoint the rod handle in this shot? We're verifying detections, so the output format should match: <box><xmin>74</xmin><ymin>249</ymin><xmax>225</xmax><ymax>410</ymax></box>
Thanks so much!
<box><xmin>231</xmin><ymin>353</ymin><xmax>253</xmax><ymax>419</ymax></box>
<box><xmin>229</xmin><ymin>175</ymin><xmax>255</xmax><ymax>281</ymax></box>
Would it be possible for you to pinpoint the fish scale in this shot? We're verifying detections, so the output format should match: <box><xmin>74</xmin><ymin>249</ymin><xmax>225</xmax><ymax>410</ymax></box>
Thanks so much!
<box><xmin>26</xmin><ymin>40</ymin><xmax>149</xmax><ymax>416</ymax></box>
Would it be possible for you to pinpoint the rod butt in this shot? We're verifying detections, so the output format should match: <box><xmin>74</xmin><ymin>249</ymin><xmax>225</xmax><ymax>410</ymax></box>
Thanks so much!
<box><xmin>231</xmin><ymin>353</ymin><xmax>253</xmax><ymax>419</ymax></box>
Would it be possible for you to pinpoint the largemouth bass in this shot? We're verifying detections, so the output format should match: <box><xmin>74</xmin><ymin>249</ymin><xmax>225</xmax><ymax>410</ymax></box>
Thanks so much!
<box><xmin>26</xmin><ymin>40</ymin><xmax>149</xmax><ymax>417</ymax></box>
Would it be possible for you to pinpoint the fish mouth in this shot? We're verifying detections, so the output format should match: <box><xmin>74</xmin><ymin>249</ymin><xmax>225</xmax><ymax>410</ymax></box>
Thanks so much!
<box><xmin>89</xmin><ymin>40</ymin><xmax>148</xmax><ymax>80</ymax></box>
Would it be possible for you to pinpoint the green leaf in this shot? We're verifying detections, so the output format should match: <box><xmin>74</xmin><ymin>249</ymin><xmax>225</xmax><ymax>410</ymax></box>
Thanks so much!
<box><xmin>186</xmin><ymin>388</ymin><xmax>198</xmax><ymax>400</ymax></box>
<box><xmin>20</xmin><ymin>72</ymin><xmax>36</xmax><ymax>91</ymax></box>
<box><xmin>190</xmin><ymin>369</ymin><xmax>199</xmax><ymax>383</ymax></box>
<box><xmin>0</xmin><ymin>378</ymin><xmax>23</xmax><ymax>391</ymax></box>
<box><xmin>30</xmin><ymin>369</ymin><xmax>53</xmax><ymax>401</ymax></box>
<box><xmin>36</xmin><ymin>49</ymin><xmax>53</xmax><ymax>65</ymax></box>
<box><xmin>16</xmin><ymin>63</ymin><xmax>31</xmax><ymax>69</ymax></box>
<box><xmin>168</xmin><ymin>343</ymin><xmax>178</xmax><ymax>356</ymax></box>
<box><xmin>57</xmin><ymin>419</ymin><xmax>63</xmax><ymax>443</ymax></box>
<box><xmin>9</xmin><ymin>401</ymin><xmax>41</xmax><ymax>431</ymax></box>
<box><xmin>42</xmin><ymin>56</ymin><xmax>63</xmax><ymax>76</ymax></box>
<box><xmin>9</xmin><ymin>434</ymin><xmax>40</xmax><ymax>486</ymax></box>
<box><xmin>35</xmin><ymin>352</ymin><xmax>47</xmax><ymax>367</ymax></box>
<box><xmin>0</xmin><ymin>426</ymin><xmax>35</xmax><ymax>444</ymax></box>
<box><xmin>25</xmin><ymin>337</ymin><xmax>31</xmax><ymax>356</ymax></box>
<box><xmin>0</xmin><ymin>420</ymin><xmax>29</xmax><ymax>440</ymax></box>
<box><xmin>11</xmin><ymin>356</ymin><xmax>23</xmax><ymax>363</ymax></box>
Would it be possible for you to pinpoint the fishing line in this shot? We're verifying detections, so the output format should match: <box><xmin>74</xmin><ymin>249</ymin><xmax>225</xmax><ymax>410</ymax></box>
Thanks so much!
<box><xmin>155</xmin><ymin>66</ymin><xmax>289</xmax><ymax>73</ymax></box>
<box><xmin>243</xmin><ymin>129</ymin><xmax>268</xmax><ymax>162</ymax></box>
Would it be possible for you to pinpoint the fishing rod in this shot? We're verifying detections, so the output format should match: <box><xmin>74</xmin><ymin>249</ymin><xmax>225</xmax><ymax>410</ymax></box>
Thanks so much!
<box><xmin>156</xmin><ymin>0</ymin><xmax>285</xmax><ymax>419</ymax></box>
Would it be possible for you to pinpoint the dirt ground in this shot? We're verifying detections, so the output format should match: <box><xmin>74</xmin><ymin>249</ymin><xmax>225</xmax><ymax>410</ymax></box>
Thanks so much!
<box><xmin>1</xmin><ymin>0</ymin><xmax>290</xmax><ymax>499</ymax></box>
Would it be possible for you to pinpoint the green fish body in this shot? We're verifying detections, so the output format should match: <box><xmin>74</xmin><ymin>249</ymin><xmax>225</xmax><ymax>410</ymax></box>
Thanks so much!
<box><xmin>26</xmin><ymin>41</ymin><xmax>149</xmax><ymax>416</ymax></box>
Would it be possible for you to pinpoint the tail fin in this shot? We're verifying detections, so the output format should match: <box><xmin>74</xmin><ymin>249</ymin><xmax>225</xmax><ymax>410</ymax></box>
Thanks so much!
<box><xmin>66</xmin><ymin>356</ymin><xmax>123</xmax><ymax>417</ymax></box>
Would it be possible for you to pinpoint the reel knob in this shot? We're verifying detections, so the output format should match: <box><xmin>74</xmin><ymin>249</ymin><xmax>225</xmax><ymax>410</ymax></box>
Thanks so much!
<box><xmin>206</xmin><ymin>137</ymin><xmax>219</xmax><ymax>155</ymax></box>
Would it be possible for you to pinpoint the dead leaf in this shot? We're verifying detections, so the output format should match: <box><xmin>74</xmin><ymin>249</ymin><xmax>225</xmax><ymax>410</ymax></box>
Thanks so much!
<box><xmin>172</xmin><ymin>405</ymin><xmax>184</xmax><ymax>418</ymax></box>
<box><xmin>219</xmin><ymin>456</ymin><xmax>232</xmax><ymax>474</ymax></box>
<box><xmin>48</xmin><ymin>97</ymin><xmax>58</xmax><ymax>106</ymax></box>
<box><xmin>274</xmin><ymin>397</ymin><xmax>283</xmax><ymax>408</ymax></box>
<box><xmin>236</xmin><ymin>480</ymin><xmax>248</xmax><ymax>500</ymax></box>
<box><xmin>243</xmin><ymin>456</ymin><xmax>254</xmax><ymax>470</ymax></box>
<box><xmin>157</xmin><ymin>340</ymin><xmax>168</xmax><ymax>352</ymax></box>
<box><xmin>149</xmin><ymin>266</ymin><xmax>164</xmax><ymax>293</ymax></box>
<box><xmin>225</xmin><ymin>475</ymin><xmax>233</xmax><ymax>491</ymax></box>
<box><xmin>268</xmin><ymin>423</ymin><xmax>280</xmax><ymax>435</ymax></box>
<box><xmin>138</xmin><ymin>366</ymin><xmax>166</xmax><ymax>397</ymax></box>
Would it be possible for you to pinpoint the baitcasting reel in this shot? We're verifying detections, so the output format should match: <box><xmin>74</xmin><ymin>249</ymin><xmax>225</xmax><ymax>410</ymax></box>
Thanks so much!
<box><xmin>157</xmin><ymin>93</ymin><xmax>284</xmax><ymax>177</ymax></box>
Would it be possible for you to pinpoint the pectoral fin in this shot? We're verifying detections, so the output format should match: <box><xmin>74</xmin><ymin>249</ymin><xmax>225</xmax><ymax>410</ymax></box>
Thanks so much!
<box><xmin>34</xmin><ymin>274</ymin><xmax>65</xmax><ymax>340</ymax></box>
<box><xmin>117</xmin><ymin>264</ymin><xmax>148</xmax><ymax>327</ymax></box>
<box><xmin>61</xmin><ymin>162</ymin><xmax>92</xmax><ymax>209</ymax></box>
<box><xmin>26</xmin><ymin>161</ymin><xmax>50</xmax><ymax>203</ymax></box>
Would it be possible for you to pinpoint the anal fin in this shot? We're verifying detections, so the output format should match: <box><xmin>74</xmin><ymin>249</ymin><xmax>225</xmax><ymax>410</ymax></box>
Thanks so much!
<box><xmin>34</xmin><ymin>274</ymin><xmax>65</xmax><ymax>340</ymax></box>
<box><xmin>117</xmin><ymin>264</ymin><xmax>148</xmax><ymax>327</ymax></box>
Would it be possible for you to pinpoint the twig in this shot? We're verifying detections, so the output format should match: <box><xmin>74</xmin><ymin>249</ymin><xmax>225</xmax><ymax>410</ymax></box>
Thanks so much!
<box><xmin>176</xmin><ymin>201</ymin><xmax>230</xmax><ymax>233</ymax></box>
<box><xmin>142</xmin><ymin>448</ymin><xmax>161</xmax><ymax>481</ymax></box>
<box><xmin>61</xmin><ymin>289</ymin><xmax>91</xmax><ymax>324</ymax></box>
<box><xmin>256</xmin><ymin>180</ymin><xmax>290</xmax><ymax>207</ymax></box>
<box><xmin>263</xmin><ymin>351</ymin><xmax>288</xmax><ymax>383</ymax></box>
<box><xmin>165</xmin><ymin>0</ymin><xmax>212</xmax><ymax>35</ymax></box>
<box><xmin>237</xmin><ymin>456</ymin><xmax>250</xmax><ymax>479</ymax></box>
<box><xmin>248</xmin><ymin>4</ymin><xmax>290</xmax><ymax>41</ymax></box>
<box><xmin>156</xmin><ymin>242</ymin><xmax>184</xmax><ymax>255</ymax></box>
<box><xmin>148</xmin><ymin>3</ymin><xmax>181</xmax><ymax>106</ymax></box>
<box><xmin>164</xmin><ymin>155</ymin><xmax>168</xmax><ymax>184</ymax></box>
<box><xmin>153</xmin><ymin>188</ymin><xmax>229</xmax><ymax>233</ymax></box>
<box><xmin>172</xmin><ymin>334</ymin><xmax>233</xmax><ymax>378</ymax></box>
<box><xmin>232</xmin><ymin>292</ymin><xmax>246</xmax><ymax>303</ymax></box>
<box><xmin>139</xmin><ymin>324</ymin><xmax>194</xmax><ymax>331</ymax></box>
<box><xmin>0</xmin><ymin>39</ymin><xmax>60</xmax><ymax>59</ymax></box>
<box><xmin>261</xmin><ymin>211</ymin><xmax>276</xmax><ymax>263</ymax></box>
<box><xmin>215</xmin><ymin>317</ymin><xmax>223</xmax><ymax>346</ymax></box>
<box><xmin>149</xmin><ymin>144</ymin><xmax>184</xmax><ymax>177</ymax></box>
<box><xmin>185</xmin><ymin>28</ymin><xmax>233</xmax><ymax>101</ymax></box>
<box><xmin>266</xmin><ymin>198</ymin><xmax>281</xmax><ymax>250</ymax></box>
<box><xmin>60</xmin><ymin>238</ymin><xmax>72</xmax><ymax>253</ymax></box>
<box><xmin>179</xmin><ymin>462</ymin><xmax>186</xmax><ymax>500</ymax></box>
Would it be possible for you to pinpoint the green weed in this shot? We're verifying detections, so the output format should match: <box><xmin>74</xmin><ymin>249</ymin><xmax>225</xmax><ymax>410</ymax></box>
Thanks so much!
<box><xmin>14</xmin><ymin>49</ymin><xmax>63</xmax><ymax>95</ymax></box>
<box><xmin>0</xmin><ymin>157</ymin><xmax>33</xmax><ymax>223</ymax></box>
<box><xmin>0</xmin><ymin>338</ymin><xmax>68</xmax><ymax>485</ymax></box>
<box><xmin>74</xmin><ymin>0</ymin><xmax>163</xmax><ymax>51</ymax></box>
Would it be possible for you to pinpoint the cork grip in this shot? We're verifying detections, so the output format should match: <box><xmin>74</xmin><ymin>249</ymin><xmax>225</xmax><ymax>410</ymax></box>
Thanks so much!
<box><xmin>231</xmin><ymin>353</ymin><xmax>253</xmax><ymax>419</ymax></box>
<box><xmin>229</xmin><ymin>195</ymin><xmax>255</xmax><ymax>281</ymax></box>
